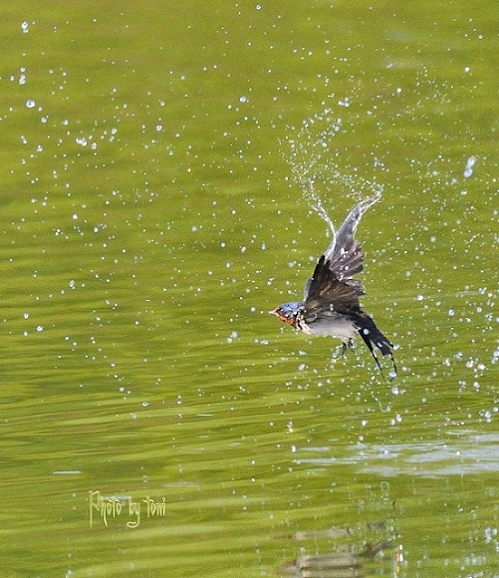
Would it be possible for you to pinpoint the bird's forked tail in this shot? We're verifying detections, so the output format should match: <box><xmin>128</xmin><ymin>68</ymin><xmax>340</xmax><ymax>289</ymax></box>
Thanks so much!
<box><xmin>355</xmin><ymin>313</ymin><xmax>397</xmax><ymax>379</ymax></box>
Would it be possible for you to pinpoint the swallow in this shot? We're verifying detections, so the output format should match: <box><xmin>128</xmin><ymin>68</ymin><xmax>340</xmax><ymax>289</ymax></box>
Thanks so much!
<box><xmin>270</xmin><ymin>195</ymin><xmax>397</xmax><ymax>378</ymax></box>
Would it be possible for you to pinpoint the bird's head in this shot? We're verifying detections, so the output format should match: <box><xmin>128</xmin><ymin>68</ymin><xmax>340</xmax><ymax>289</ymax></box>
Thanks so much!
<box><xmin>269</xmin><ymin>302</ymin><xmax>303</xmax><ymax>327</ymax></box>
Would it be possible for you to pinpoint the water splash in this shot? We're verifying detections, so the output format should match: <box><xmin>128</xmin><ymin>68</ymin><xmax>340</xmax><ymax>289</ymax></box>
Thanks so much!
<box><xmin>285</xmin><ymin>109</ymin><xmax>383</xmax><ymax>232</ymax></box>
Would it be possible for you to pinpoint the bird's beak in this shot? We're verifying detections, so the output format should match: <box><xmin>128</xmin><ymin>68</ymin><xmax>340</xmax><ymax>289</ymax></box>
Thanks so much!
<box><xmin>268</xmin><ymin>308</ymin><xmax>278</xmax><ymax>316</ymax></box>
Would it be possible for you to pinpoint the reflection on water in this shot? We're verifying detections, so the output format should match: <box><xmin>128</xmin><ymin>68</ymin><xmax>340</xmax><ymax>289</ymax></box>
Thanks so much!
<box><xmin>281</xmin><ymin>525</ymin><xmax>396</xmax><ymax>578</ymax></box>
<box><xmin>295</xmin><ymin>433</ymin><xmax>499</xmax><ymax>476</ymax></box>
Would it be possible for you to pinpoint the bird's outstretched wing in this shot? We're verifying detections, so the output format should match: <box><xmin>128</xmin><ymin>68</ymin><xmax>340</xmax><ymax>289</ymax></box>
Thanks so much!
<box><xmin>303</xmin><ymin>255</ymin><xmax>360</xmax><ymax>320</ymax></box>
<box><xmin>303</xmin><ymin>195</ymin><xmax>380</xmax><ymax>317</ymax></box>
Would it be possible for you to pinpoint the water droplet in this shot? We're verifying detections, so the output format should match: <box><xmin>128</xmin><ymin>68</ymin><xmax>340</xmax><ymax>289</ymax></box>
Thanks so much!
<box><xmin>463</xmin><ymin>155</ymin><xmax>476</xmax><ymax>178</ymax></box>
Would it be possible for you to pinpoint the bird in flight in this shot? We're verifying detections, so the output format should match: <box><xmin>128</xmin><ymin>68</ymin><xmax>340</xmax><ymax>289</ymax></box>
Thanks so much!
<box><xmin>270</xmin><ymin>195</ymin><xmax>397</xmax><ymax>378</ymax></box>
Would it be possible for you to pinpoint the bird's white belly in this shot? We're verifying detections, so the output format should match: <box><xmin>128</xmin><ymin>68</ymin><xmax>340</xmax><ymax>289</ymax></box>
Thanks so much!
<box><xmin>300</xmin><ymin>316</ymin><xmax>357</xmax><ymax>340</ymax></box>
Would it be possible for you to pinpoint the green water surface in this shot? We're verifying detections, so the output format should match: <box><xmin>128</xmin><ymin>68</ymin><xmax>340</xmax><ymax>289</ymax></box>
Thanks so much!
<box><xmin>1</xmin><ymin>1</ymin><xmax>499</xmax><ymax>577</ymax></box>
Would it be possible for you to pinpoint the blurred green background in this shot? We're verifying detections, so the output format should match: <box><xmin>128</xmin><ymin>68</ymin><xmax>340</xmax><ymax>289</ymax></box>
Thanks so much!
<box><xmin>2</xmin><ymin>1</ymin><xmax>498</xmax><ymax>576</ymax></box>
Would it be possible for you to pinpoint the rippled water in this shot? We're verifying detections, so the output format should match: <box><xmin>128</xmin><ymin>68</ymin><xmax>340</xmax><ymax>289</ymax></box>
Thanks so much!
<box><xmin>3</xmin><ymin>1</ymin><xmax>499</xmax><ymax>577</ymax></box>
